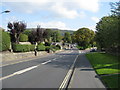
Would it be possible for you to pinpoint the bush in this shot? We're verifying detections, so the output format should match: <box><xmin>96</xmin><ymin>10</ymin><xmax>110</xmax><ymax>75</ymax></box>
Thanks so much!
<box><xmin>37</xmin><ymin>44</ymin><xmax>46</xmax><ymax>51</ymax></box>
<box><xmin>45</xmin><ymin>42</ymin><xmax>51</xmax><ymax>46</ymax></box>
<box><xmin>12</xmin><ymin>44</ymin><xmax>35</xmax><ymax>52</ymax></box>
<box><xmin>77</xmin><ymin>45</ymin><xmax>84</xmax><ymax>50</ymax></box>
<box><xmin>30</xmin><ymin>45</ymin><xmax>35</xmax><ymax>51</ymax></box>
<box><xmin>19</xmin><ymin>34</ymin><xmax>28</xmax><ymax>42</ymax></box>
<box><xmin>56</xmin><ymin>44</ymin><xmax>61</xmax><ymax>50</ymax></box>
<box><xmin>1</xmin><ymin>31</ymin><xmax>11</xmax><ymax>51</ymax></box>
<box><xmin>45</xmin><ymin>46</ymin><xmax>51</xmax><ymax>52</ymax></box>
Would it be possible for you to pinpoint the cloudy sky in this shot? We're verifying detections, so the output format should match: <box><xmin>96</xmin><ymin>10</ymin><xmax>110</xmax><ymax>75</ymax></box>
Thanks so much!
<box><xmin>0</xmin><ymin>0</ymin><xmax>118</xmax><ymax>31</ymax></box>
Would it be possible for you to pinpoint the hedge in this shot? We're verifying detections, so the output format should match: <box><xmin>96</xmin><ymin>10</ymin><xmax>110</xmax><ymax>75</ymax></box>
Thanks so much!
<box><xmin>19</xmin><ymin>34</ymin><xmax>28</xmax><ymax>42</ymax></box>
<box><xmin>1</xmin><ymin>31</ymin><xmax>11</xmax><ymax>51</ymax></box>
<box><xmin>37</xmin><ymin>44</ymin><xmax>46</xmax><ymax>51</ymax></box>
<box><xmin>12</xmin><ymin>44</ymin><xmax>35</xmax><ymax>52</ymax></box>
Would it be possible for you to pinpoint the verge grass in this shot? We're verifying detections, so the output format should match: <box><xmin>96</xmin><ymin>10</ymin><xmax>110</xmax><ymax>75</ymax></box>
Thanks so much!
<box><xmin>86</xmin><ymin>52</ymin><xmax>120</xmax><ymax>88</ymax></box>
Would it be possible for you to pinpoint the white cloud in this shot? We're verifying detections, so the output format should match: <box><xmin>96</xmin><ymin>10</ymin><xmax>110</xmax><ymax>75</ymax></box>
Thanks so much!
<box><xmin>73</xmin><ymin>0</ymin><xmax>99</xmax><ymax>12</ymax></box>
<box><xmin>27</xmin><ymin>21</ymin><xmax>73</xmax><ymax>30</ymax></box>
<box><xmin>2</xmin><ymin>0</ymin><xmax>100</xmax><ymax>19</ymax></box>
<box><xmin>51</xmin><ymin>3</ymin><xmax>78</xmax><ymax>19</ymax></box>
<box><xmin>91</xmin><ymin>17</ymin><xmax>99</xmax><ymax>23</ymax></box>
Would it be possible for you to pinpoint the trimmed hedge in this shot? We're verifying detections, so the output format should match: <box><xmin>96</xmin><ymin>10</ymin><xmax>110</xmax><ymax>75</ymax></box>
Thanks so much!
<box><xmin>19</xmin><ymin>34</ymin><xmax>28</xmax><ymax>42</ymax></box>
<box><xmin>37</xmin><ymin>43</ymin><xmax>46</xmax><ymax>51</ymax></box>
<box><xmin>1</xmin><ymin>31</ymin><xmax>11</xmax><ymax>51</ymax></box>
<box><xmin>12</xmin><ymin>44</ymin><xmax>35</xmax><ymax>52</ymax></box>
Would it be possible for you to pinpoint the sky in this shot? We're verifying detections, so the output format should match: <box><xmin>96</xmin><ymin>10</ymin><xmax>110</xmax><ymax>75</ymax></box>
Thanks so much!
<box><xmin>0</xmin><ymin>0</ymin><xmax>118</xmax><ymax>31</ymax></box>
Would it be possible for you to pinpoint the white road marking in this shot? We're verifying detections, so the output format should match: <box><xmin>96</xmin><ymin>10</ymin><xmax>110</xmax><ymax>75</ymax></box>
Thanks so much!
<box><xmin>59</xmin><ymin>55</ymin><xmax>78</xmax><ymax>90</ymax></box>
<box><xmin>0</xmin><ymin>65</ymin><xmax>39</xmax><ymax>80</ymax></box>
<box><xmin>41</xmin><ymin>60</ymin><xmax>52</xmax><ymax>65</ymax></box>
<box><xmin>14</xmin><ymin>65</ymin><xmax>39</xmax><ymax>75</ymax></box>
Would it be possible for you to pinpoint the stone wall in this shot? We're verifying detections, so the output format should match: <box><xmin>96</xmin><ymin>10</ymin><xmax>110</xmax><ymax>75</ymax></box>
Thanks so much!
<box><xmin>1</xmin><ymin>51</ymin><xmax>48</xmax><ymax>62</ymax></box>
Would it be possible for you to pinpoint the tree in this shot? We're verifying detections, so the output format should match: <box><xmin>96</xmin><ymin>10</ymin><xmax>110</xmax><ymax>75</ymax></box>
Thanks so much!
<box><xmin>63</xmin><ymin>32</ymin><xmax>72</xmax><ymax>43</ymax></box>
<box><xmin>52</xmin><ymin>31</ymin><xmax>62</xmax><ymax>42</ymax></box>
<box><xmin>110</xmin><ymin>1</ymin><xmax>120</xmax><ymax>16</ymax></box>
<box><xmin>29</xmin><ymin>25</ymin><xmax>45</xmax><ymax>44</ymax></box>
<box><xmin>36</xmin><ymin>25</ymin><xmax>45</xmax><ymax>43</ymax></box>
<box><xmin>96</xmin><ymin>16</ymin><xmax>119</xmax><ymax>52</ymax></box>
<box><xmin>73</xmin><ymin>28</ymin><xmax>95</xmax><ymax>48</ymax></box>
<box><xmin>43</xmin><ymin>29</ymin><xmax>53</xmax><ymax>42</ymax></box>
<box><xmin>7</xmin><ymin>21</ymin><xmax>26</xmax><ymax>44</ymax></box>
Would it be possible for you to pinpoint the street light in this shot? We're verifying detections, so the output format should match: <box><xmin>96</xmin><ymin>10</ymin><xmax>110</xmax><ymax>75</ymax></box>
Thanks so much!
<box><xmin>1</xmin><ymin>10</ymin><xmax>10</xmax><ymax>14</ymax></box>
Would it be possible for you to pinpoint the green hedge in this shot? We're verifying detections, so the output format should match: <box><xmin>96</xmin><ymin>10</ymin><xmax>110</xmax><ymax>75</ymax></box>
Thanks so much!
<box><xmin>77</xmin><ymin>45</ymin><xmax>85</xmax><ymax>50</ymax></box>
<box><xmin>19</xmin><ymin>34</ymin><xmax>28</xmax><ymax>42</ymax></box>
<box><xmin>12</xmin><ymin>44</ymin><xmax>35</xmax><ymax>52</ymax></box>
<box><xmin>1</xmin><ymin>31</ymin><xmax>11</xmax><ymax>51</ymax></box>
<box><xmin>37</xmin><ymin>44</ymin><xmax>46</xmax><ymax>51</ymax></box>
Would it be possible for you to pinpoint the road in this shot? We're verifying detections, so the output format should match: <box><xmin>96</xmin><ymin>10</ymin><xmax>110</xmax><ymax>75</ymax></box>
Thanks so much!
<box><xmin>1</xmin><ymin>49</ymin><xmax>105</xmax><ymax>89</ymax></box>
<box><xmin>2</xmin><ymin>49</ymin><xmax>79</xmax><ymax>88</ymax></box>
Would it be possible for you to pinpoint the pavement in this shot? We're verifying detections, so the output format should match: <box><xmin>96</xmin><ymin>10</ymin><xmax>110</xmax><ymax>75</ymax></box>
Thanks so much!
<box><xmin>1</xmin><ymin>49</ymin><xmax>106</xmax><ymax>89</ymax></box>
<box><xmin>68</xmin><ymin>53</ymin><xmax>106</xmax><ymax>89</ymax></box>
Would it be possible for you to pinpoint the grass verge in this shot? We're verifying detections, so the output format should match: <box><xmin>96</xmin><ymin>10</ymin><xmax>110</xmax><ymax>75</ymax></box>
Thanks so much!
<box><xmin>86</xmin><ymin>52</ymin><xmax>120</xmax><ymax>89</ymax></box>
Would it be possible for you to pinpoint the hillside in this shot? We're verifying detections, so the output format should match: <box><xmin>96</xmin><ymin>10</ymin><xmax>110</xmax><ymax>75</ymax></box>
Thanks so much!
<box><xmin>26</xmin><ymin>28</ymin><xmax>75</xmax><ymax>36</ymax></box>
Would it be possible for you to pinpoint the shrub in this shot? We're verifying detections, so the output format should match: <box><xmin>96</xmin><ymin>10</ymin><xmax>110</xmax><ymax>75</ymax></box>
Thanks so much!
<box><xmin>37</xmin><ymin>44</ymin><xmax>46</xmax><ymax>51</ymax></box>
<box><xmin>12</xmin><ymin>44</ymin><xmax>35</xmax><ymax>52</ymax></box>
<box><xmin>30</xmin><ymin>45</ymin><xmax>35</xmax><ymax>51</ymax></box>
<box><xmin>77</xmin><ymin>45</ymin><xmax>84</xmax><ymax>50</ymax></box>
<box><xmin>45</xmin><ymin>42</ymin><xmax>51</xmax><ymax>46</ymax></box>
<box><xmin>19</xmin><ymin>34</ymin><xmax>28</xmax><ymax>42</ymax></box>
<box><xmin>56</xmin><ymin>44</ymin><xmax>61</xmax><ymax>50</ymax></box>
<box><xmin>1</xmin><ymin>31</ymin><xmax>11</xmax><ymax>51</ymax></box>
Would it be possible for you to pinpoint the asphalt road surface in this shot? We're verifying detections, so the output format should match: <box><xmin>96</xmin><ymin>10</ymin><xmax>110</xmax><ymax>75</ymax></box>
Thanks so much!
<box><xmin>2</xmin><ymin>49</ymin><xmax>79</xmax><ymax>88</ymax></box>
<box><xmin>1</xmin><ymin>49</ymin><xmax>106</xmax><ymax>89</ymax></box>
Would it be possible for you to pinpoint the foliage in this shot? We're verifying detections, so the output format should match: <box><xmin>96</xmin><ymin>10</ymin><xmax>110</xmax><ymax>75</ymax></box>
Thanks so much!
<box><xmin>95</xmin><ymin>1</ymin><xmax>120</xmax><ymax>54</ymax></box>
<box><xmin>52</xmin><ymin>31</ymin><xmax>62</xmax><ymax>42</ymax></box>
<box><xmin>63</xmin><ymin>32</ymin><xmax>72</xmax><ymax>43</ymax></box>
<box><xmin>23</xmin><ymin>30</ymin><xmax>31</xmax><ymax>36</ymax></box>
<box><xmin>1</xmin><ymin>31</ymin><xmax>11</xmax><ymax>51</ymax></box>
<box><xmin>73</xmin><ymin>28</ymin><xmax>95</xmax><ymax>49</ymax></box>
<box><xmin>56</xmin><ymin>44</ymin><xmax>61</xmax><ymax>50</ymax></box>
<box><xmin>45</xmin><ymin>46</ymin><xmax>51</xmax><ymax>52</ymax></box>
<box><xmin>43</xmin><ymin>29</ymin><xmax>53</xmax><ymax>42</ymax></box>
<box><xmin>96</xmin><ymin>16</ymin><xmax>119</xmax><ymax>53</ymax></box>
<box><xmin>110</xmin><ymin>1</ymin><xmax>120</xmax><ymax>16</ymax></box>
<box><xmin>76</xmin><ymin>45</ymin><xmax>84</xmax><ymax>50</ymax></box>
<box><xmin>37</xmin><ymin>43</ymin><xmax>46</xmax><ymax>51</ymax></box>
<box><xmin>7</xmin><ymin>21</ymin><xmax>26</xmax><ymax>43</ymax></box>
<box><xmin>19</xmin><ymin>33</ymin><xmax>28</xmax><ymax>42</ymax></box>
<box><xmin>12</xmin><ymin>44</ymin><xmax>35</xmax><ymax>52</ymax></box>
<box><xmin>45</xmin><ymin>42</ymin><xmax>51</xmax><ymax>46</ymax></box>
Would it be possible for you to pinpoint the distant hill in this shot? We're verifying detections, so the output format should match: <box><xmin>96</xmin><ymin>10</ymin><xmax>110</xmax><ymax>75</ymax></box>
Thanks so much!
<box><xmin>26</xmin><ymin>28</ymin><xmax>75</xmax><ymax>36</ymax></box>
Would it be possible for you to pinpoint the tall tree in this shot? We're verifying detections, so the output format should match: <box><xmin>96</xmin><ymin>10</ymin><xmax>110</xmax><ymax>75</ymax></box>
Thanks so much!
<box><xmin>63</xmin><ymin>32</ymin><xmax>72</xmax><ymax>43</ymax></box>
<box><xmin>43</xmin><ymin>29</ymin><xmax>53</xmax><ymax>42</ymax></box>
<box><xmin>73</xmin><ymin>28</ymin><xmax>95</xmax><ymax>48</ymax></box>
<box><xmin>7</xmin><ymin>21</ymin><xmax>26</xmax><ymax>43</ymax></box>
<box><xmin>52</xmin><ymin>31</ymin><xmax>62</xmax><ymax>42</ymax></box>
